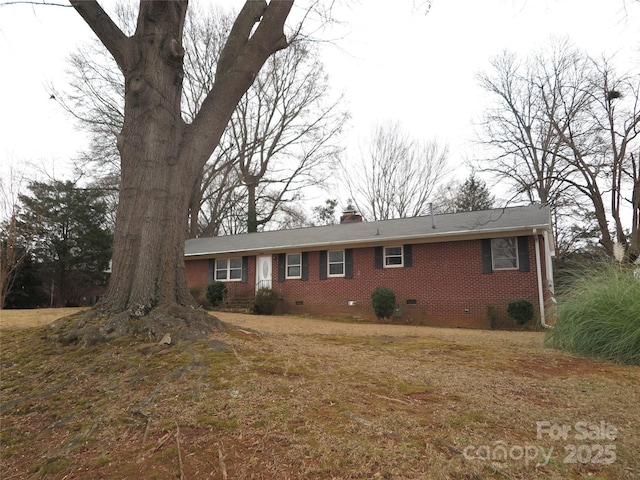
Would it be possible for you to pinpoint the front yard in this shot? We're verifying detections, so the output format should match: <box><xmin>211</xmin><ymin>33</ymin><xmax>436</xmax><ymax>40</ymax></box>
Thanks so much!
<box><xmin>1</xmin><ymin>309</ymin><xmax>638</xmax><ymax>479</ymax></box>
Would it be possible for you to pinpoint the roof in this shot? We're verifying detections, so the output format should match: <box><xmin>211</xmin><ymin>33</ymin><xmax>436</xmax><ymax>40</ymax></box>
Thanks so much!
<box><xmin>185</xmin><ymin>204</ymin><xmax>551</xmax><ymax>258</ymax></box>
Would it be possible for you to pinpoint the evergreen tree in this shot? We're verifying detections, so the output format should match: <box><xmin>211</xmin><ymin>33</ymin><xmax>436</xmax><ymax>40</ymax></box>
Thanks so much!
<box><xmin>454</xmin><ymin>174</ymin><xmax>494</xmax><ymax>212</ymax></box>
<box><xmin>3</xmin><ymin>251</ymin><xmax>48</xmax><ymax>308</ymax></box>
<box><xmin>312</xmin><ymin>199</ymin><xmax>338</xmax><ymax>225</ymax></box>
<box><xmin>17</xmin><ymin>180</ymin><xmax>113</xmax><ymax>307</ymax></box>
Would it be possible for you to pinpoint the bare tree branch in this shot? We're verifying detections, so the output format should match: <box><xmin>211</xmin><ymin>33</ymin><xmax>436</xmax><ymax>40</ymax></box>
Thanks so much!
<box><xmin>68</xmin><ymin>0</ymin><xmax>131</xmax><ymax>71</ymax></box>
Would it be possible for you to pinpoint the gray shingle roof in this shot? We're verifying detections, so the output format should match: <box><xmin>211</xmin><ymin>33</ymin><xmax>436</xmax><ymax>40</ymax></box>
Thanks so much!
<box><xmin>185</xmin><ymin>204</ymin><xmax>551</xmax><ymax>257</ymax></box>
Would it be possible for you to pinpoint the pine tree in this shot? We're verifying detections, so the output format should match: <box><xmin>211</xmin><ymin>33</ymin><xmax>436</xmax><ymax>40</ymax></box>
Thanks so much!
<box><xmin>17</xmin><ymin>180</ymin><xmax>112</xmax><ymax>307</ymax></box>
<box><xmin>454</xmin><ymin>174</ymin><xmax>494</xmax><ymax>212</ymax></box>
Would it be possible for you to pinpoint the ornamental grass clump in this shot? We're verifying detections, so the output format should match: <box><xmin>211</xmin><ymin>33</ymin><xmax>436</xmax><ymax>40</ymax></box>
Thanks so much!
<box><xmin>544</xmin><ymin>261</ymin><xmax>640</xmax><ymax>365</ymax></box>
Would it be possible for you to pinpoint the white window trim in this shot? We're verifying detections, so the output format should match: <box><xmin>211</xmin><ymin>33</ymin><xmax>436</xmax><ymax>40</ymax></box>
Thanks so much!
<box><xmin>491</xmin><ymin>238</ymin><xmax>519</xmax><ymax>271</ymax></box>
<box><xmin>286</xmin><ymin>253</ymin><xmax>302</xmax><ymax>279</ymax></box>
<box><xmin>327</xmin><ymin>250</ymin><xmax>345</xmax><ymax>278</ymax></box>
<box><xmin>384</xmin><ymin>246</ymin><xmax>404</xmax><ymax>268</ymax></box>
<box><xmin>214</xmin><ymin>257</ymin><xmax>243</xmax><ymax>282</ymax></box>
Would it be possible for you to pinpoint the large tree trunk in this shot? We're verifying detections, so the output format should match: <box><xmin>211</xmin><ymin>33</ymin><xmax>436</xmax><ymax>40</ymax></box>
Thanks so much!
<box><xmin>65</xmin><ymin>0</ymin><xmax>293</xmax><ymax>341</ymax></box>
<box><xmin>98</xmin><ymin>0</ymin><xmax>193</xmax><ymax>314</ymax></box>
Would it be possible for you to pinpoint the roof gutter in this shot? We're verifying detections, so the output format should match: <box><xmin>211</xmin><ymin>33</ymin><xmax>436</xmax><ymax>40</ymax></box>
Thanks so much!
<box><xmin>533</xmin><ymin>228</ymin><xmax>552</xmax><ymax>329</ymax></box>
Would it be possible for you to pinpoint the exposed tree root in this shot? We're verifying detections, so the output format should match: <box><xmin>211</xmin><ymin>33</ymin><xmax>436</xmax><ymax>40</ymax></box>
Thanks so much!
<box><xmin>45</xmin><ymin>304</ymin><xmax>226</xmax><ymax>346</ymax></box>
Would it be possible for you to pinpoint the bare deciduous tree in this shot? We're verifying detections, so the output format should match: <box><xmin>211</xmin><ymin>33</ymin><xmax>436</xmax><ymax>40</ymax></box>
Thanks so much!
<box><xmin>0</xmin><ymin>169</ymin><xmax>32</xmax><ymax>309</ymax></box>
<box><xmin>231</xmin><ymin>40</ymin><xmax>347</xmax><ymax>232</ymax></box>
<box><xmin>57</xmin><ymin>3</ymin><xmax>343</xmax><ymax>239</ymax></box>
<box><xmin>564</xmin><ymin>57</ymin><xmax>640</xmax><ymax>258</ymax></box>
<box><xmin>476</xmin><ymin>39</ymin><xmax>640</xmax><ymax>259</ymax></box>
<box><xmin>476</xmin><ymin>45</ymin><xmax>578</xmax><ymax>207</ymax></box>
<box><xmin>341</xmin><ymin>121</ymin><xmax>448</xmax><ymax>221</ymax></box>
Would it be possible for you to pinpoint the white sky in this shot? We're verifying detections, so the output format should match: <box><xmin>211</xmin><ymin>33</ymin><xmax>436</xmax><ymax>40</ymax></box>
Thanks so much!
<box><xmin>1</xmin><ymin>0</ymin><xmax>639</xmax><ymax>201</ymax></box>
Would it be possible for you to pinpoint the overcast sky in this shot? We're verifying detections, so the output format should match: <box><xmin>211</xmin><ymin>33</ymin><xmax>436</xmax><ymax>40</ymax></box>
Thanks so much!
<box><xmin>1</xmin><ymin>0</ymin><xmax>639</xmax><ymax>202</ymax></box>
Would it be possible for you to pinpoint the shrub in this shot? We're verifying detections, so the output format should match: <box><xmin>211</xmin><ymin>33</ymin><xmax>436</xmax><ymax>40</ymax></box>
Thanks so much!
<box><xmin>190</xmin><ymin>287</ymin><xmax>210</xmax><ymax>308</ymax></box>
<box><xmin>544</xmin><ymin>263</ymin><xmax>640</xmax><ymax>365</ymax></box>
<box><xmin>253</xmin><ymin>288</ymin><xmax>280</xmax><ymax>315</ymax></box>
<box><xmin>487</xmin><ymin>305</ymin><xmax>507</xmax><ymax>329</ymax></box>
<box><xmin>206</xmin><ymin>281</ymin><xmax>227</xmax><ymax>307</ymax></box>
<box><xmin>371</xmin><ymin>287</ymin><xmax>396</xmax><ymax>320</ymax></box>
<box><xmin>507</xmin><ymin>299</ymin><xmax>534</xmax><ymax>325</ymax></box>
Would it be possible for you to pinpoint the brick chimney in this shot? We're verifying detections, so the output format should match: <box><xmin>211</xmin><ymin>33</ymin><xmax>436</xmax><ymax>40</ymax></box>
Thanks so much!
<box><xmin>340</xmin><ymin>209</ymin><xmax>363</xmax><ymax>223</ymax></box>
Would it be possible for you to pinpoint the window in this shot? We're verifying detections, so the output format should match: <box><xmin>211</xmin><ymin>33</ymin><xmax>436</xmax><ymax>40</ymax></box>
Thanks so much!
<box><xmin>374</xmin><ymin>245</ymin><xmax>412</xmax><ymax>269</ymax></box>
<box><xmin>328</xmin><ymin>250</ymin><xmax>345</xmax><ymax>277</ymax></box>
<box><xmin>384</xmin><ymin>246</ymin><xmax>403</xmax><ymax>267</ymax></box>
<box><xmin>215</xmin><ymin>257</ymin><xmax>243</xmax><ymax>281</ymax></box>
<box><xmin>286</xmin><ymin>253</ymin><xmax>302</xmax><ymax>279</ymax></box>
<box><xmin>491</xmin><ymin>238</ymin><xmax>518</xmax><ymax>270</ymax></box>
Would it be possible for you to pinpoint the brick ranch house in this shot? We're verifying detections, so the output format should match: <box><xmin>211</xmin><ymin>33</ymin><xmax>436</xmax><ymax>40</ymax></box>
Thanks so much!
<box><xmin>184</xmin><ymin>204</ymin><xmax>555</xmax><ymax>329</ymax></box>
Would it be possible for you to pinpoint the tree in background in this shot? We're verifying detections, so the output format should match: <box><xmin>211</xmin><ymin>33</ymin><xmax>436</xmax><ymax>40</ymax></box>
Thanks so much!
<box><xmin>476</xmin><ymin>47</ymin><xmax>571</xmax><ymax>207</ymax></box>
<box><xmin>16</xmin><ymin>180</ymin><xmax>113</xmax><ymax>307</ymax></box>
<box><xmin>341</xmin><ymin>121</ymin><xmax>448</xmax><ymax>220</ymax></box>
<box><xmin>548</xmin><ymin>56</ymin><xmax>640</xmax><ymax>259</ymax></box>
<box><xmin>312</xmin><ymin>198</ymin><xmax>338</xmax><ymax>225</ymax></box>
<box><xmin>233</xmin><ymin>39</ymin><xmax>347</xmax><ymax>233</ymax></box>
<box><xmin>2</xmin><ymin>252</ymin><xmax>48</xmax><ymax>309</ymax></box>
<box><xmin>433</xmin><ymin>173</ymin><xmax>494</xmax><ymax>214</ymax></box>
<box><xmin>455</xmin><ymin>174</ymin><xmax>494</xmax><ymax>212</ymax></box>
<box><xmin>56</xmin><ymin>4</ymin><xmax>343</xmax><ymax>239</ymax></box>
<box><xmin>0</xmin><ymin>169</ymin><xmax>34</xmax><ymax>309</ymax></box>
<box><xmin>476</xmin><ymin>39</ymin><xmax>640</xmax><ymax>259</ymax></box>
<box><xmin>476</xmin><ymin>43</ymin><xmax>589</xmax><ymax>258</ymax></box>
<box><xmin>0</xmin><ymin>213</ymin><xmax>31</xmax><ymax>309</ymax></box>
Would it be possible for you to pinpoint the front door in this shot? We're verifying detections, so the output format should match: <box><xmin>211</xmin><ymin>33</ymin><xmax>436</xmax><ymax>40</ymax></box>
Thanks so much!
<box><xmin>256</xmin><ymin>255</ymin><xmax>272</xmax><ymax>291</ymax></box>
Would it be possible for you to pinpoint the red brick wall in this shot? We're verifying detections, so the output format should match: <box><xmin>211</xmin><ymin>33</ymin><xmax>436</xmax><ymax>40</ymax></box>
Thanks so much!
<box><xmin>184</xmin><ymin>235</ymin><xmax>552</xmax><ymax>328</ymax></box>
<box><xmin>184</xmin><ymin>257</ymin><xmax>256</xmax><ymax>299</ymax></box>
<box><xmin>185</xmin><ymin>258</ymin><xmax>209</xmax><ymax>292</ymax></box>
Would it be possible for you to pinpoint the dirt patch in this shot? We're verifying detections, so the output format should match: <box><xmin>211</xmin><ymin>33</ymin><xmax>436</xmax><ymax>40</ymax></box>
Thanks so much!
<box><xmin>1</xmin><ymin>309</ymin><xmax>639</xmax><ymax>479</ymax></box>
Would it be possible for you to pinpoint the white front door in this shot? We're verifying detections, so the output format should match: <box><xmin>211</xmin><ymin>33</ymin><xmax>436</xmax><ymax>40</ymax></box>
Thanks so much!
<box><xmin>256</xmin><ymin>255</ymin><xmax>272</xmax><ymax>290</ymax></box>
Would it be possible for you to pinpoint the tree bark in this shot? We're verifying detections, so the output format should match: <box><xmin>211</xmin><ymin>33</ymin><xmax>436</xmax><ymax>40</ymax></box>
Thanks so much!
<box><xmin>68</xmin><ymin>0</ymin><xmax>293</xmax><ymax>323</ymax></box>
<box><xmin>246</xmin><ymin>178</ymin><xmax>259</xmax><ymax>233</ymax></box>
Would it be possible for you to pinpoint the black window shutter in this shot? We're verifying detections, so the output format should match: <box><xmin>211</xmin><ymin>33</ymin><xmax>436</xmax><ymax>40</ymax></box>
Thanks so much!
<box><xmin>301</xmin><ymin>252</ymin><xmax>309</xmax><ymax>281</ymax></box>
<box><xmin>518</xmin><ymin>236</ymin><xmax>530</xmax><ymax>272</ymax></box>
<box><xmin>345</xmin><ymin>249</ymin><xmax>353</xmax><ymax>279</ymax></box>
<box><xmin>319</xmin><ymin>250</ymin><xmax>327</xmax><ymax>280</ymax></box>
<box><xmin>207</xmin><ymin>259</ymin><xmax>214</xmax><ymax>283</ymax></box>
<box><xmin>278</xmin><ymin>253</ymin><xmax>286</xmax><ymax>282</ymax></box>
<box><xmin>241</xmin><ymin>256</ymin><xmax>249</xmax><ymax>283</ymax></box>
<box><xmin>481</xmin><ymin>239</ymin><xmax>493</xmax><ymax>274</ymax></box>
<box><xmin>404</xmin><ymin>244</ymin><xmax>413</xmax><ymax>267</ymax></box>
<box><xmin>374</xmin><ymin>246</ymin><xmax>383</xmax><ymax>269</ymax></box>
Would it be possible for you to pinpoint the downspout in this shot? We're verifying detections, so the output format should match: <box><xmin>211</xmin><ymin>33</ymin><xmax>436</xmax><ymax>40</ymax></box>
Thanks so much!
<box><xmin>543</xmin><ymin>230</ymin><xmax>555</xmax><ymax>295</ymax></box>
<box><xmin>533</xmin><ymin>228</ymin><xmax>552</xmax><ymax>329</ymax></box>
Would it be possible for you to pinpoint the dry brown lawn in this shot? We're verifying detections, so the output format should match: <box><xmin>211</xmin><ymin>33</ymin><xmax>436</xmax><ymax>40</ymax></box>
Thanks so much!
<box><xmin>0</xmin><ymin>308</ymin><xmax>87</xmax><ymax>329</ymax></box>
<box><xmin>1</xmin><ymin>308</ymin><xmax>638</xmax><ymax>479</ymax></box>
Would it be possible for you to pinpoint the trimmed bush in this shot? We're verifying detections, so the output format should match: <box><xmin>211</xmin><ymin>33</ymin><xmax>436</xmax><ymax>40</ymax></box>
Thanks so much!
<box><xmin>544</xmin><ymin>263</ymin><xmax>640</xmax><ymax>365</ymax></box>
<box><xmin>253</xmin><ymin>288</ymin><xmax>280</xmax><ymax>315</ymax></box>
<box><xmin>206</xmin><ymin>281</ymin><xmax>227</xmax><ymax>307</ymax></box>
<box><xmin>507</xmin><ymin>299</ymin><xmax>534</xmax><ymax>325</ymax></box>
<box><xmin>371</xmin><ymin>287</ymin><xmax>396</xmax><ymax>320</ymax></box>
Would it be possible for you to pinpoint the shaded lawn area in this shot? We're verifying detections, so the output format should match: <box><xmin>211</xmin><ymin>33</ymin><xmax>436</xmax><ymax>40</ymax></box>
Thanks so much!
<box><xmin>1</xmin><ymin>309</ymin><xmax>638</xmax><ymax>479</ymax></box>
